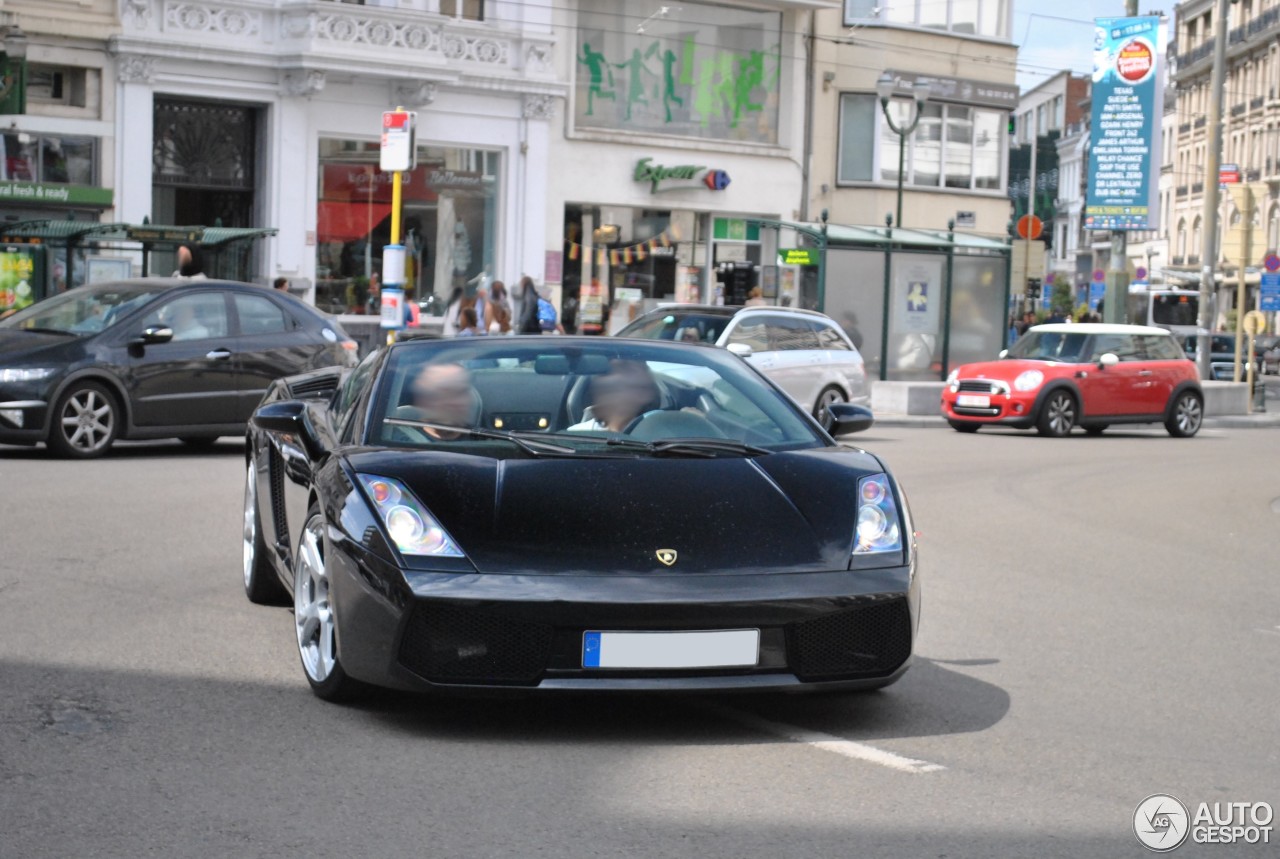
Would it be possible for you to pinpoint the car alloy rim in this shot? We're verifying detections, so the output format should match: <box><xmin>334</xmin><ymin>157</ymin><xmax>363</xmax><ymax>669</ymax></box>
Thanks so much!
<box><xmin>243</xmin><ymin>459</ymin><xmax>257</xmax><ymax>588</ymax></box>
<box><xmin>295</xmin><ymin>516</ymin><xmax>335</xmax><ymax>683</ymax></box>
<box><xmin>1177</xmin><ymin>395</ymin><xmax>1202</xmax><ymax>433</ymax></box>
<box><xmin>1047</xmin><ymin>394</ymin><xmax>1074</xmax><ymax>434</ymax></box>
<box><xmin>61</xmin><ymin>389</ymin><xmax>113</xmax><ymax>452</ymax></box>
<box><xmin>820</xmin><ymin>389</ymin><xmax>843</xmax><ymax>408</ymax></box>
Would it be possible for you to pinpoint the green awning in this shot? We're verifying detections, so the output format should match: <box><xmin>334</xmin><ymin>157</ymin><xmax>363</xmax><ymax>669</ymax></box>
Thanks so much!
<box><xmin>200</xmin><ymin>227</ymin><xmax>278</xmax><ymax>247</ymax></box>
<box><xmin>799</xmin><ymin>222</ymin><xmax>1010</xmax><ymax>252</ymax></box>
<box><xmin>0</xmin><ymin>220</ymin><xmax>130</xmax><ymax>243</ymax></box>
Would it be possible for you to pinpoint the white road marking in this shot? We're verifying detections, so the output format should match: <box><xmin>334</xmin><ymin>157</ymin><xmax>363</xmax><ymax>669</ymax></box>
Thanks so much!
<box><xmin>704</xmin><ymin>704</ymin><xmax>945</xmax><ymax>774</ymax></box>
<box><xmin>1257</xmin><ymin>626</ymin><xmax>1280</xmax><ymax>637</ymax></box>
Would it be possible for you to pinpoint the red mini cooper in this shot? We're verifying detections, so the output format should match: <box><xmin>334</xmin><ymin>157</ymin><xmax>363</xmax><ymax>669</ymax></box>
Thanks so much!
<box><xmin>940</xmin><ymin>323</ymin><xmax>1203</xmax><ymax>437</ymax></box>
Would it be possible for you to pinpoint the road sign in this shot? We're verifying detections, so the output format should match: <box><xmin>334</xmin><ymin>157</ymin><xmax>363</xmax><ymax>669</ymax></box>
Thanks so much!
<box><xmin>1243</xmin><ymin>310</ymin><xmax>1266</xmax><ymax>335</ymax></box>
<box><xmin>1135</xmin><ymin>266</ymin><xmax>1147</xmax><ymax>280</ymax></box>
<box><xmin>1220</xmin><ymin>163</ymin><xmax>1241</xmax><ymax>184</ymax></box>
<box><xmin>380</xmin><ymin>110</ymin><xmax>416</xmax><ymax>172</ymax></box>
<box><xmin>1016</xmin><ymin>214</ymin><xmax>1043</xmax><ymax>240</ymax></box>
<box><xmin>1265</xmin><ymin>253</ymin><xmax>1280</xmax><ymax>273</ymax></box>
<box><xmin>1261</xmin><ymin>271</ymin><xmax>1280</xmax><ymax>311</ymax></box>
<box><xmin>1092</xmin><ymin>269</ymin><xmax>1106</xmax><ymax>283</ymax></box>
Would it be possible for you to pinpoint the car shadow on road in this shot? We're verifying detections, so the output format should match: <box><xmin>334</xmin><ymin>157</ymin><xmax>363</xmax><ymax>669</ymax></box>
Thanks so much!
<box><xmin>354</xmin><ymin>654</ymin><xmax>1010</xmax><ymax>747</ymax></box>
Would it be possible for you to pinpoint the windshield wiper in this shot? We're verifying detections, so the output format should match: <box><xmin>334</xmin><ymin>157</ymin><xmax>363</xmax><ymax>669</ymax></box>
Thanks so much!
<box><xmin>12</xmin><ymin>326</ymin><xmax>76</xmax><ymax>336</ymax></box>
<box><xmin>382</xmin><ymin>418</ymin><xmax>576</xmax><ymax>455</ymax></box>
<box><xmin>602</xmin><ymin>436</ymin><xmax>769</xmax><ymax>457</ymax></box>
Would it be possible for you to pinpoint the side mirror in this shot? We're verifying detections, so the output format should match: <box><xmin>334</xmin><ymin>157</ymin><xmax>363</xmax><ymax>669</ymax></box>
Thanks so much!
<box><xmin>1098</xmin><ymin>353</ymin><xmax>1119</xmax><ymax>368</ymax></box>
<box><xmin>726</xmin><ymin>342</ymin><xmax>753</xmax><ymax>358</ymax></box>
<box><xmin>998</xmin><ymin>349</ymin><xmax>1009</xmax><ymax>359</ymax></box>
<box><xmin>825</xmin><ymin>402</ymin><xmax>874</xmax><ymax>436</ymax></box>
<box><xmin>131</xmin><ymin>326</ymin><xmax>173</xmax><ymax>345</ymax></box>
<box><xmin>252</xmin><ymin>400</ymin><xmax>310</xmax><ymax>435</ymax></box>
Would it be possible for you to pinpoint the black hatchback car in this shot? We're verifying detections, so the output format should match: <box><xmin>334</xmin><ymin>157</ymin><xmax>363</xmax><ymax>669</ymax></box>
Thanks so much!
<box><xmin>0</xmin><ymin>279</ymin><xmax>359</xmax><ymax>457</ymax></box>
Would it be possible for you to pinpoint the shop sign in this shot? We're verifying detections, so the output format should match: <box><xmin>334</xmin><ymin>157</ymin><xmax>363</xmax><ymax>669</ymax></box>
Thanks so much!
<box><xmin>634</xmin><ymin>157</ymin><xmax>730</xmax><ymax>193</ymax></box>
<box><xmin>880</xmin><ymin>70</ymin><xmax>1018</xmax><ymax>110</ymax></box>
<box><xmin>778</xmin><ymin>248</ymin><xmax>818</xmax><ymax>266</ymax></box>
<box><xmin>0</xmin><ymin>181</ymin><xmax>113</xmax><ymax>208</ymax></box>
<box><xmin>127</xmin><ymin>226</ymin><xmax>201</xmax><ymax>242</ymax></box>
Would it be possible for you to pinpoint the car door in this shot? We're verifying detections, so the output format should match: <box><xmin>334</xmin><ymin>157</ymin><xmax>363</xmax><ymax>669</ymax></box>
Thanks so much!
<box><xmin>1086</xmin><ymin>333</ymin><xmax>1156</xmax><ymax>416</ymax></box>
<box><xmin>812</xmin><ymin>318</ymin><xmax>870</xmax><ymax>405</ymax></box>
<box><xmin>722</xmin><ymin>315</ymin><xmax>775</xmax><ymax>377</ymax></box>
<box><xmin>127</xmin><ymin>291</ymin><xmax>240</xmax><ymax>427</ymax></box>
<box><xmin>1139</xmin><ymin>333</ymin><xmax>1186</xmax><ymax>412</ymax></box>
<box><xmin>230</xmin><ymin>292</ymin><xmax>323</xmax><ymax>421</ymax></box>
<box><xmin>766</xmin><ymin>316</ymin><xmax>827</xmax><ymax>408</ymax></box>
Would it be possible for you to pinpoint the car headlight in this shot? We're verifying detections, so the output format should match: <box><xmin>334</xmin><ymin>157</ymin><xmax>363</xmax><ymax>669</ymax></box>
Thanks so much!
<box><xmin>356</xmin><ymin>474</ymin><xmax>465</xmax><ymax>557</ymax></box>
<box><xmin>1013</xmin><ymin>370</ymin><xmax>1044</xmax><ymax>391</ymax></box>
<box><xmin>0</xmin><ymin>367</ymin><xmax>56</xmax><ymax>383</ymax></box>
<box><xmin>946</xmin><ymin>368</ymin><xmax>959</xmax><ymax>391</ymax></box>
<box><xmin>853</xmin><ymin>474</ymin><xmax>902</xmax><ymax>555</ymax></box>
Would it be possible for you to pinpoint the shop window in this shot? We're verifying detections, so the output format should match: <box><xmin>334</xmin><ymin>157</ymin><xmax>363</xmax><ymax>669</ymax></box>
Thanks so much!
<box><xmin>0</xmin><ymin>132</ymin><xmax>97</xmax><ymax>185</ymax></box>
<box><xmin>574</xmin><ymin>0</ymin><xmax>782</xmax><ymax>145</ymax></box>
<box><xmin>315</xmin><ymin>137</ymin><xmax>501</xmax><ymax>314</ymax></box>
<box><xmin>858</xmin><ymin>99</ymin><xmax>1005</xmax><ymax>191</ymax></box>
<box><xmin>844</xmin><ymin>0</ymin><xmax>1010</xmax><ymax>39</ymax></box>
<box><xmin>837</xmin><ymin>94</ymin><xmax>876</xmax><ymax>182</ymax></box>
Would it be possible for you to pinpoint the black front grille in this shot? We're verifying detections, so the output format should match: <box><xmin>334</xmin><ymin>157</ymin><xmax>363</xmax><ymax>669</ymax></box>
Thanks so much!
<box><xmin>289</xmin><ymin>374</ymin><xmax>339</xmax><ymax>398</ymax></box>
<box><xmin>787</xmin><ymin>597</ymin><xmax>912</xmax><ymax>681</ymax></box>
<box><xmin>398</xmin><ymin>603</ymin><xmax>554</xmax><ymax>686</ymax></box>
<box><xmin>958</xmin><ymin>380</ymin><xmax>1004</xmax><ymax>394</ymax></box>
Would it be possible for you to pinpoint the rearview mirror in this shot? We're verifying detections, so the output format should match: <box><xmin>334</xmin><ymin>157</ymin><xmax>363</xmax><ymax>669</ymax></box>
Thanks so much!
<box><xmin>726</xmin><ymin>342</ymin><xmax>753</xmax><ymax>358</ymax></box>
<box><xmin>131</xmin><ymin>326</ymin><xmax>173</xmax><ymax>345</ymax></box>
<box><xmin>824</xmin><ymin>402</ymin><xmax>874</xmax><ymax>436</ymax></box>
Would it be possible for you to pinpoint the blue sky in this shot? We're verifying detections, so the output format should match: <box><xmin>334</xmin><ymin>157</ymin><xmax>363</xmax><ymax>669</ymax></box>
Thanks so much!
<box><xmin>1013</xmin><ymin>0</ymin><xmax>1147</xmax><ymax>91</ymax></box>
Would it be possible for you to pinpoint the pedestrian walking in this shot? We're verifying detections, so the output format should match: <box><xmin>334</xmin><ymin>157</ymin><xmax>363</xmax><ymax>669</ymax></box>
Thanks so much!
<box><xmin>517</xmin><ymin>275</ymin><xmax>542</xmax><ymax>334</ymax></box>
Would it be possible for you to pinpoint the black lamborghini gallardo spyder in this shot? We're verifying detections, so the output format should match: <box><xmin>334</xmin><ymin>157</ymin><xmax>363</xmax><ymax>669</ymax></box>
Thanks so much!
<box><xmin>243</xmin><ymin>336</ymin><xmax>919</xmax><ymax>701</ymax></box>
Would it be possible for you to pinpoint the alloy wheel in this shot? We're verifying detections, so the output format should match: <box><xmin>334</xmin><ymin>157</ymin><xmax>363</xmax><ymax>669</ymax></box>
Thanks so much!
<box><xmin>1040</xmin><ymin>392</ymin><xmax>1075</xmax><ymax>437</ymax></box>
<box><xmin>59</xmin><ymin>387</ymin><xmax>115</xmax><ymax>454</ymax></box>
<box><xmin>294</xmin><ymin>516</ymin><xmax>335</xmax><ymax>683</ymax></box>
<box><xmin>243</xmin><ymin>460</ymin><xmax>258</xmax><ymax>590</ymax></box>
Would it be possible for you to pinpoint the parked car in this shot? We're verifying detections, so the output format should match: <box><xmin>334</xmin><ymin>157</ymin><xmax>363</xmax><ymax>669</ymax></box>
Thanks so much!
<box><xmin>0</xmin><ymin>279</ymin><xmax>359</xmax><ymax>457</ymax></box>
<box><xmin>1179</xmin><ymin>333</ymin><xmax>1265</xmax><ymax>380</ymax></box>
<box><xmin>615</xmin><ymin>304</ymin><xmax>870</xmax><ymax>417</ymax></box>
<box><xmin>243</xmin><ymin>336</ymin><xmax>916</xmax><ymax>701</ymax></box>
<box><xmin>941</xmin><ymin>323</ymin><xmax>1203</xmax><ymax>437</ymax></box>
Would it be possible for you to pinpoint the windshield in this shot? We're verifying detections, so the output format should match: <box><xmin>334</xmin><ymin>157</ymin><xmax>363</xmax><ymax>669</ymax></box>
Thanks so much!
<box><xmin>616</xmin><ymin>311</ymin><xmax>733</xmax><ymax>344</ymax></box>
<box><xmin>1005</xmin><ymin>330</ymin><xmax>1090</xmax><ymax>363</ymax></box>
<box><xmin>369</xmin><ymin>339</ymin><xmax>824</xmax><ymax>457</ymax></box>
<box><xmin>0</xmin><ymin>283</ymin><xmax>168</xmax><ymax>335</ymax></box>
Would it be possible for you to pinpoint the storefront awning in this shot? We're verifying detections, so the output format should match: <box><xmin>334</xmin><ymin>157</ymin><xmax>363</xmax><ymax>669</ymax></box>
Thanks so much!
<box><xmin>0</xmin><ymin>220</ymin><xmax>130</xmax><ymax>243</ymax></box>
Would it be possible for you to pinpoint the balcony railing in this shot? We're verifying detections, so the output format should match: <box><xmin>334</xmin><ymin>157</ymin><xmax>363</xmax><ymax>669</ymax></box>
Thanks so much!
<box><xmin>1172</xmin><ymin>256</ymin><xmax>1185</xmax><ymax>266</ymax></box>
<box><xmin>1192</xmin><ymin>182</ymin><xmax>1204</xmax><ymax>194</ymax></box>
<box><xmin>1247</xmin><ymin>168</ymin><xmax>1261</xmax><ymax>181</ymax></box>
<box><xmin>1176</xmin><ymin>185</ymin><xmax>1189</xmax><ymax>196</ymax></box>
<box><xmin>1251</xmin><ymin>96</ymin><xmax>1266</xmax><ymax>110</ymax></box>
<box><xmin>1188</xmin><ymin>255</ymin><xmax>1200</xmax><ymax>265</ymax></box>
<box><xmin>1195</xmin><ymin>117</ymin><xmax>1207</xmax><ymax>128</ymax></box>
<box><xmin>1179</xmin><ymin>122</ymin><xmax>1192</xmax><ymax>134</ymax></box>
<box><xmin>1231</xmin><ymin>103</ymin><xmax>1247</xmax><ymax>116</ymax></box>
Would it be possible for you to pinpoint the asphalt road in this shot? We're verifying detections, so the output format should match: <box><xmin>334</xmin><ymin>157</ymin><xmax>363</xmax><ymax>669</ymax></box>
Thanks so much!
<box><xmin>2</xmin><ymin>426</ymin><xmax>1278</xmax><ymax>858</ymax></box>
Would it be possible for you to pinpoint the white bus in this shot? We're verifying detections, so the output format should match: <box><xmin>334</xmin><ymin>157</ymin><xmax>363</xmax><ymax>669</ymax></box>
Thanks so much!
<box><xmin>1126</xmin><ymin>287</ymin><xmax>1199</xmax><ymax>336</ymax></box>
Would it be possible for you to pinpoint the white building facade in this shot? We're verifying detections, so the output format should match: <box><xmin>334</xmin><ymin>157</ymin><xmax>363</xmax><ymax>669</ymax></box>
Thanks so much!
<box><xmin>110</xmin><ymin>0</ymin><xmax>563</xmax><ymax>307</ymax></box>
<box><xmin>541</xmin><ymin>1</ymin><xmax>831</xmax><ymax>324</ymax></box>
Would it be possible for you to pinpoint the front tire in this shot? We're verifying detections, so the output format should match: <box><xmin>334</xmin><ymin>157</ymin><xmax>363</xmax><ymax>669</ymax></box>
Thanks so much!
<box><xmin>47</xmin><ymin>381</ymin><xmax>119</xmax><ymax>458</ymax></box>
<box><xmin>1165</xmin><ymin>391</ymin><xmax>1203</xmax><ymax>438</ymax></box>
<box><xmin>1035</xmin><ymin>390</ymin><xmax>1076</xmax><ymax>437</ymax></box>
<box><xmin>294</xmin><ymin>507</ymin><xmax>365</xmax><ymax>702</ymax></box>
<box><xmin>1083</xmin><ymin>424</ymin><xmax>1108</xmax><ymax>435</ymax></box>
<box><xmin>243</xmin><ymin>455</ymin><xmax>287</xmax><ymax>605</ymax></box>
<box><xmin>813</xmin><ymin>385</ymin><xmax>846</xmax><ymax>419</ymax></box>
<box><xmin>947</xmin><ymin>420</ymin><xmax>980</xmax><ymax>433</ymax></box>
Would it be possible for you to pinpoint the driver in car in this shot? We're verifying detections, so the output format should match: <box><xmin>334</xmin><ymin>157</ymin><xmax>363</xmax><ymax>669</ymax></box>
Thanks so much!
<box><xmin>568</xmin><ymin>359</ymin><xmax>660</xmax><ymax>433</ymax></box>
<box><xmin>399</xmin><ymin>363</ymin><xmax>478</xmax><ymax>441</ymax></box>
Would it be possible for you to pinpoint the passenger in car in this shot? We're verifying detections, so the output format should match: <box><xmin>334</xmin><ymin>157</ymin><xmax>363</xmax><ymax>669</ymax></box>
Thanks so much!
<box><xmin>568</xmin><ymin>359</ymin><xmax>660</xmax><ymax>433</ymax></box>
<box><xmin>399</xmin><ymin>363</ymin><xmax>479</xmax><ymax>440</ymax></box>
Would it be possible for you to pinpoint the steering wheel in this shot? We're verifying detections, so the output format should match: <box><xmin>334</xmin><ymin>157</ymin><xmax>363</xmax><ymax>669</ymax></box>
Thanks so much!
<box><xmin>624</xmin><ymin>409</ymin><xmax>726</xmax><ymax>441</ymax></box>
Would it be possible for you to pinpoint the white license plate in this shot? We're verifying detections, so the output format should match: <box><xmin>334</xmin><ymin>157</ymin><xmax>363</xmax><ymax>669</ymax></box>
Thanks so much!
<box><xmin>956</xmin><ymin>394</ymin><xmax>990</xmax><ymax>407</ymax></box>
<box><xmin>582</xmin><ymin>629</ymin><xmax>760</xmax><ymax>669</ymax></box>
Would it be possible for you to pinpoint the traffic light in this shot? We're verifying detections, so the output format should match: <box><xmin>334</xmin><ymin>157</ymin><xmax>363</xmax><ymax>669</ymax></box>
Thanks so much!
<box><xmin>1007</xmin><ymin>115</ymin><xmax>1016</xmax><ymax>137</ymax></box>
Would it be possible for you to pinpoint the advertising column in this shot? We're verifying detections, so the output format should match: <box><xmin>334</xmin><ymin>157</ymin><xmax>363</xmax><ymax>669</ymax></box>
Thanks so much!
<box><xmin>1085</xmin><ymin>16</ymin><xmax>1162</xmax><ymax>321</ymax></box>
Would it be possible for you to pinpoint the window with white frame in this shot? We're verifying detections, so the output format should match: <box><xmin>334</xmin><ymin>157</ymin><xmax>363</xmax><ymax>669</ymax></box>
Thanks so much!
<box><xmin>844</xmin><ymin>0</ymin><xmax>1010</xmax><ymax>39</ymax></box>
<box><xmin>838</xmin><ymin>94</ymin><xmax>1004</xmax><ymax>191</ymax></box>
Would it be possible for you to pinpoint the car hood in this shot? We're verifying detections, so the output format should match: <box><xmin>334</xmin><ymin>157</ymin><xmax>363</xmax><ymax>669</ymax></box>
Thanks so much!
<box><xmin>346</xmin><ymin>447</ymin><xmax>884</xmax><ymax>575</ymax></box>
<box><xmin>0</xmin><ymin>329</ymin><xmax>82</xmax><ymax>362</ymax></box>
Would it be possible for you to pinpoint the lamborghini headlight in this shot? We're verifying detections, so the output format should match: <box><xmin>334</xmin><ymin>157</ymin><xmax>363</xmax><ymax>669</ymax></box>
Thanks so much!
<box><xmin>356</xmin><ymin>474</ymin><xmax>464</xmax><ymax>557</ymax></box>
<box><xmin>853</xmin><ymin>474</ymin><xmax>902</xmax><ymax>555</ymax></box>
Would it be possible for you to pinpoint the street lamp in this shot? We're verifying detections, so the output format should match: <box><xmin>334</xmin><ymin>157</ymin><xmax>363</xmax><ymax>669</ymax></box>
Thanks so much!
<box><xmin>875</xmin><ymin>72</ymin><xmax>930</xmax><ymax>230</ymax></box>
